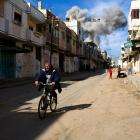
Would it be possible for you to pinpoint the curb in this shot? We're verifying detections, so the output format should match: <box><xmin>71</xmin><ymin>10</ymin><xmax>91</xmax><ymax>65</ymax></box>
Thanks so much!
<box><xmin>0</xmin><ymin>78</ymin><xmax>33</xmax><ymax>89</ymax></box>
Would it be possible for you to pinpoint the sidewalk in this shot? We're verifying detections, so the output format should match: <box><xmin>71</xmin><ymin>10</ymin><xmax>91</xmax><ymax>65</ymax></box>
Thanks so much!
<box><xmin>0</xmin><ymin>71</ymin><xmax>105</xmax><ymax>89</ymax></box>
<box><xmin>127</xmin><ymin>73</ymin><xmax>140</xmax><ymax>90</ymax></box>
<box><xmin>0</xmin><ymin>77</ymin><xmax>33</xmax><ymax>89</ymax></box>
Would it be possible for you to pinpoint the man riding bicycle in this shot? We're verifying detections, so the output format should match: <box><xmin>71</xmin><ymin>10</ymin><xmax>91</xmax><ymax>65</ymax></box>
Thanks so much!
<box><xmin>35</xmin><ymin>62</ymin><xmax>62</xmax><ymax>103</ymax></box>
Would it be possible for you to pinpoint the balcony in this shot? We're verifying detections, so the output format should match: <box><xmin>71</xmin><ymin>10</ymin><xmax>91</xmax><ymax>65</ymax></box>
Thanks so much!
<box><xmin>8</xmin><ymin>23</ymin><xmax>26</xmax><ymax>40</ymax></box>
<box><xmin>27</xmin><ymin>4</ymin><xmax>45</xmax><ymax>23</ymax></box>
<box><xmin>130</xmin><ymin>33</ymin><xmax>140</xmax><ymax>40</ymax></box>
<box><xmin>26</xmin><ymin>29</ymin><xmax>45</xmax><ymax>46</ymax></box>
<box><xmin>0</xmin><ymin>17</ymin><xmax>26</xmax><ymax>40</ymax></box>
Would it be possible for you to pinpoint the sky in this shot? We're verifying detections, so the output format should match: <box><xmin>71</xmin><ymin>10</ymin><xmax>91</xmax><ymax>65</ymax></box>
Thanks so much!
<box><xmin>27</xmin><ymin>0</ymin><xmax>131</xmax><ymax>59</ymax></box>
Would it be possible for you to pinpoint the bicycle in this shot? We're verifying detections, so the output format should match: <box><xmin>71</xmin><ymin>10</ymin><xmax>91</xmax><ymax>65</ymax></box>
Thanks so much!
<box><xmin>38</xmin><ymin>82</ymin><xmax>57</xmax><ymax>120</ymax></box>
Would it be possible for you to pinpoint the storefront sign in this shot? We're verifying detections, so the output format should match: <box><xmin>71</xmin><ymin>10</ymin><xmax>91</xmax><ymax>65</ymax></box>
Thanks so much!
<box><xmin>124</xmin><ymin>41</ymin><xmax>133</xmax><ymax>48</ymax></box>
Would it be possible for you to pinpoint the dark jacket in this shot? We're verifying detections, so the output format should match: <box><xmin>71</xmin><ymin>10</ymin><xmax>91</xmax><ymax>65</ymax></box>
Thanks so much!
<box><xmin>36</xmin><ymin>68</ymin><xmax>62</xmax><ymax>93</ymax></box>
<box><xmin>36</xmin><ymin>68</ymin><xmax>61</xmax><ymax>83</ymax></box>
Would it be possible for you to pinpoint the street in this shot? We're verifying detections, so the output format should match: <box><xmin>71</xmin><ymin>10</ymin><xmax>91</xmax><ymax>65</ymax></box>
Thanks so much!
<box><xmin>0</xmin><ymin>72</ymin><xmax>140</xmax><ymax>140</ymax></box>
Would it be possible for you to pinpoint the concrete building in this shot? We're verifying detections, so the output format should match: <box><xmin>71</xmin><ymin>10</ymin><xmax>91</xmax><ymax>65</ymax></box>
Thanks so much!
<box><xmin>58</xmin><ymin>20</ymin><xmax>67</xmax><ymax>73</ymax></box>
<box><xmin>44</xmin><ymin>10</ymin><xmax>59</xmax><ymax>70</ymax></box>
<box><xmin>65</xmin><ymin>19</ymin><xmax>84</xmax><ymax>40</ymax></box>
<box><xmin>121</xmin><ymin>0</ymin><xmax>140</xmax><ymax>73</ymax></box>
<box><xmin>0</xmin><ymin>0</ymin><xmax>46</xmax><ymax>79</ymax></box>
<box><xmin>0</xmin><ymin>0</ymin><xmax>107</xmax><ymax>80</ymax></box>
<box><xmin>65</xmin><ymin>19</ymin><xmax>85</xmax><ymax>72</ymax></box>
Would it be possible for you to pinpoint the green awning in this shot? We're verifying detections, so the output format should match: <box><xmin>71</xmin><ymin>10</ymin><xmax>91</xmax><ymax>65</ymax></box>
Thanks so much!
<box><xmin>0</xmin><ymin>46</ymin><xmax>32</xmax><ymax>53</ymax></box>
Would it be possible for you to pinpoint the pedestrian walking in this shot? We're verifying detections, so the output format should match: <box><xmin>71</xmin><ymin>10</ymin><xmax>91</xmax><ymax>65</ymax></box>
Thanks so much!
<box><xmin>107</xmin><ymin>66</ymin><xmax>113</xmax><ymax>79</ymax></box>
<box><xmin>127</xmin><ymin>61</ymin><xmax>133</xmax><ymax>75</ymax></box>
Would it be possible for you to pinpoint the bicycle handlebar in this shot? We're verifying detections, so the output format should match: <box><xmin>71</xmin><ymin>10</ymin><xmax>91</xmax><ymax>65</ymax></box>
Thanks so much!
<box><xmin>38</xmin><ymin>82</ymin><xmax>53</xmax><ymax>86</ymax></box>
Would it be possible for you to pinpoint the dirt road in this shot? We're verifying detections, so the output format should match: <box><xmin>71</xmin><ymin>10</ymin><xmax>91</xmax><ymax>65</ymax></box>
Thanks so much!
<box><xmin>0</xmin><ymin>73</ymin><xmax>140</xmax><ymax>140</ymax></box>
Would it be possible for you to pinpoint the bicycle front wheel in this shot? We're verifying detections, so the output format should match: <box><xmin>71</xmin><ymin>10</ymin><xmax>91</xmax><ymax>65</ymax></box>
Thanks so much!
<box><xmin>38</xmin><ymin>96</ymin><xmax>48</xmax><ymax>120</ymax></box>
<box><xmin>50</xmin><ymin>96</ymin><xmax>57</xmax><ymax>112</ymax></box>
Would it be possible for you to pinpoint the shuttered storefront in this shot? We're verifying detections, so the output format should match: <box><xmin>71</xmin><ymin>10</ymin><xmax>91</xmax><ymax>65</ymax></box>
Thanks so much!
<box><xmin>0</xmin><ymin>51</ymin><xmax>15</xmax><ymax>79</ymax></box>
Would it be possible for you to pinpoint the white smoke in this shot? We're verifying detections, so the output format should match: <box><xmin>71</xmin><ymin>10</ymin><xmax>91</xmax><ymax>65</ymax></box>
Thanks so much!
<box><xmin>66</xmin><ymin>6</ymin><xmax>88</xmax><ymax>22</ymax></box>
<box><xmin>66</xmin><ymin>3</ymin><xmax>127</xmax><ymax>45</ymax></box>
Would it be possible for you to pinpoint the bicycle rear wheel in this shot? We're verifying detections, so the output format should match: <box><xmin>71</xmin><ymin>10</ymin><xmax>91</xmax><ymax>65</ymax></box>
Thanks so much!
<box><xmin>38</xmin><ymin>96</ymin><xmax>48</xmax><ymax>120</ymax></box>
<box><xmin>50</xmin><ymin>97</ymin><xmax>57</xmax><ymax>112</ymax></box>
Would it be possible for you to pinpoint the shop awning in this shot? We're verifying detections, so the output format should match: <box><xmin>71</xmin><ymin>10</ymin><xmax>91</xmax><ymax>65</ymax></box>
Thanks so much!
<box><xmin>0</xmin><ymin>46</ymin><xmax>31</xmax><ymax>53</ymax></box>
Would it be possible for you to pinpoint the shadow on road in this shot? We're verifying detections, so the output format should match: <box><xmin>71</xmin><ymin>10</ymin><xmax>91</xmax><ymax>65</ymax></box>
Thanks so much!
<box><xmin>0</xmin><ymin>84</ymin><xmax>41</xmax><ymax>115</ymax></box>
<box><xmin>61</xmin><ymin>70</ymin><xmax>105</xmax><ymax>82</ymax></box>
<box><xmin>56</xmin><ymin>103</ymin><xmax>92</xmax><ymax>113</ymax></box>
<box><xmin>0</xmin><ymin>103</ymin><xmax>92</xmax><ymax>140</ymax></box>
<box><xmin>0</xmin><ymin>71</ymin><xmax>104</xmax><ymax>140</ymax></box>
<box><xmin>60</xmin><ymin>70</ymin><xmax>106</xmax><ymax>88</ymax></box>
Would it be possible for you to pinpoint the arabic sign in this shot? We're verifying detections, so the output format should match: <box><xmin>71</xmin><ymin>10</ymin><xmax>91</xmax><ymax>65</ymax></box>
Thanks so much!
<box><xmin>124</xmin><ymin>41</ymin><xmax>133</xmax><ymax>48</ymax></box>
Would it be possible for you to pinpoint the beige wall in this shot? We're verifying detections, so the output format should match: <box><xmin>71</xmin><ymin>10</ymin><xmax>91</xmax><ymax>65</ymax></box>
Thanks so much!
<box><xmin>59</xmin><ymin>21</ymin><xmax>66</xmax><ymax>50</ymax></box>
<box><xmin>52</xmin><ymin>53</ymin><xmax>59</xmax><ymax>69</ymax></box>
<box><xmin>71</xmin><ymin>30</ymin><xmax>77</xmax><ymax>55</ymax></box>
<box><xmin>42</xmin><ymin>48</ymin><xmax>50</xmax><ymax>67</ymax></box>
<box><xmin>4</xmin><ymin>0</ymin><xmax>28</xmax><ymax>40</ymax></box>
<box><xmin>133</xmin><ymin>54</ymin><xmax>140</xmax><ymax>73</ymax></box>
<box><xmin>16</xmin><ymin>47</ymin><xmax>40</xmax><ymax>78</ymax></box>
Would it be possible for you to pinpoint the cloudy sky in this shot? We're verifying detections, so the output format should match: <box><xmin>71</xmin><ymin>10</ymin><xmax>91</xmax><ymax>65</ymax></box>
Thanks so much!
<box><xmin>28</xmin><ymin>0</ymin><xmax>131</xmax><ymax>59</ymax></box>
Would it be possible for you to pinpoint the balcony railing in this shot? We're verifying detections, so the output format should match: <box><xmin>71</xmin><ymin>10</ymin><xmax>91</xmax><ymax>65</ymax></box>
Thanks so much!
<box><xmin>9</xmin><ymin>22</ymin><xmax>27</xmax><ymax>40</ymax></box>
<box><xmin>26</xmin><ymin>29</ymin><xmax>45</xmax><ymax>46</ymax></box>
<box><xmin>0</xmin><ymin>17</ymin><xmax>26</xmax><ymax>40</ymax></box>
<box><xmin>27</xmin><ymin>4</ymin><xmax>45</xmax><ymax>23</ymax></box>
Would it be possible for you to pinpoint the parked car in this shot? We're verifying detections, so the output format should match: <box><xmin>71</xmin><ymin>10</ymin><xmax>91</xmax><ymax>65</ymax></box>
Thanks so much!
<box><xmin>118</xmin><ymin>70</ymin><xmax>127</xmax><ymax>78</ymax></box>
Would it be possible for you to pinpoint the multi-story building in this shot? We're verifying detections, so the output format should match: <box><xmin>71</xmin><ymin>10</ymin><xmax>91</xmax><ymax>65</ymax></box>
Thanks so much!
<box><xmin>65</xmin><ymin>18</ymin><xmax>84</xmax><ymax>40</ymax></box>
<box><xmin>85</xmin><ymin>42</ymin><xmax>105</xmax><ymax>71</ymax></box>
<box><xmin>65</xmin><ymin>18</ymin><xmax>85</xmax><ymax>72</ymax></box>
<box><xmin>127</xmin><ymin>0</ymin><xmax>140</xmax><ymax>72</ymax></box>
<box><xmin>0</xmin><ymin>0</ymin><xmax>46</xmax><ymax>79</ymax></box>
<box><xmin>64</xmin><ymin>27</ymin><xmax>72</xmax><ymax>73</ymax></box>
<box><xmin>34</xmin><ymin>6</ymin><xmax>60</xmax><ymax>69</ymax></box>
<box><xmin>58</xmin><ymin>20</ymin><xmax>67</xmax><ymax>73</ymax></box>
<box><xmin>0</xmin><ymin>0</ymin><xmax>28</xmax><ymax>79</ymax></box>
<box><xmin>71</xmin><ymin>30</ymin><xmax>79</xmax><ymax>72</ymax></box>
<box><xmin>23</xmin><ymin>2</ymin><xmax>46</xmax><ymax>77</ymax></box>
<box><xmin>0</xmin><ymin>0</ymin><xmax>106</xmax><ymax>80</ymax></box>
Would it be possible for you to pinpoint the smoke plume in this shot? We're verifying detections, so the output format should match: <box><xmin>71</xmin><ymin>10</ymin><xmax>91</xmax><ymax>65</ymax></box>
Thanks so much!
<box><xmin>66</xmin><ymin>3</ymin><xmax>127</xmax><ymax>45</ymax></box>
<box><xmin>66</xmin><ymin>6</ymin><xmax>88</xmax><ymax>22</ymax></box>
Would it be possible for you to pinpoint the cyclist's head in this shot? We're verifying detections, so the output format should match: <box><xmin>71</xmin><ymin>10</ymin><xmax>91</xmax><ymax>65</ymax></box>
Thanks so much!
<box><xmin>44</xmin><ymin>62</ymin><xmax>53</xmax><ymax>71</ymax></box>
<box><xmin>44</xmin><ymin>62</ymin><xmax>50</xmax><ymax>71</ymax></box>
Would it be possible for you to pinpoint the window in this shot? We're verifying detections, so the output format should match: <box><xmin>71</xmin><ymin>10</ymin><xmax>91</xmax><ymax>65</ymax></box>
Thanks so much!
<box><xmin>131</xmin><ymin>9</ymin><xmax>139</xmax><ymax>19</ymax></box>
<box><xmin>0</xmin><ymin>0</ymin><xmax>4</xmax><ymax>17</ymax></box>
<box><xmin>36</xmin><ymin>47</ymin><xmax>41</xmax><ymax>61</ymax></box>
<box><xmin>128</xmin><ymin>30</ymin><xmax>132</xmax><ymax>35</ymax></box>
<box><xmin>14</xmin><ymin>12</ymin><xmax>22</xmax><ymax>25</ymax></box>
<box><xmin>36</xmin><ymin>24</ymin><xmax>42</xmax><ymax>33</ymax></box>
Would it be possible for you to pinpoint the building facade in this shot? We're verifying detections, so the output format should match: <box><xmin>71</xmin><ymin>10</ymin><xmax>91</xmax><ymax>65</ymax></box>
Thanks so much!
<box><xmin>122</xmin><ymin>0</ymin><xmax>140</xmax><ymax>73</ymax></box>
<box><xmin>0</xmin><ymin>0</ymin><xmax>107</xmax><ymax>80</ymax></box>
